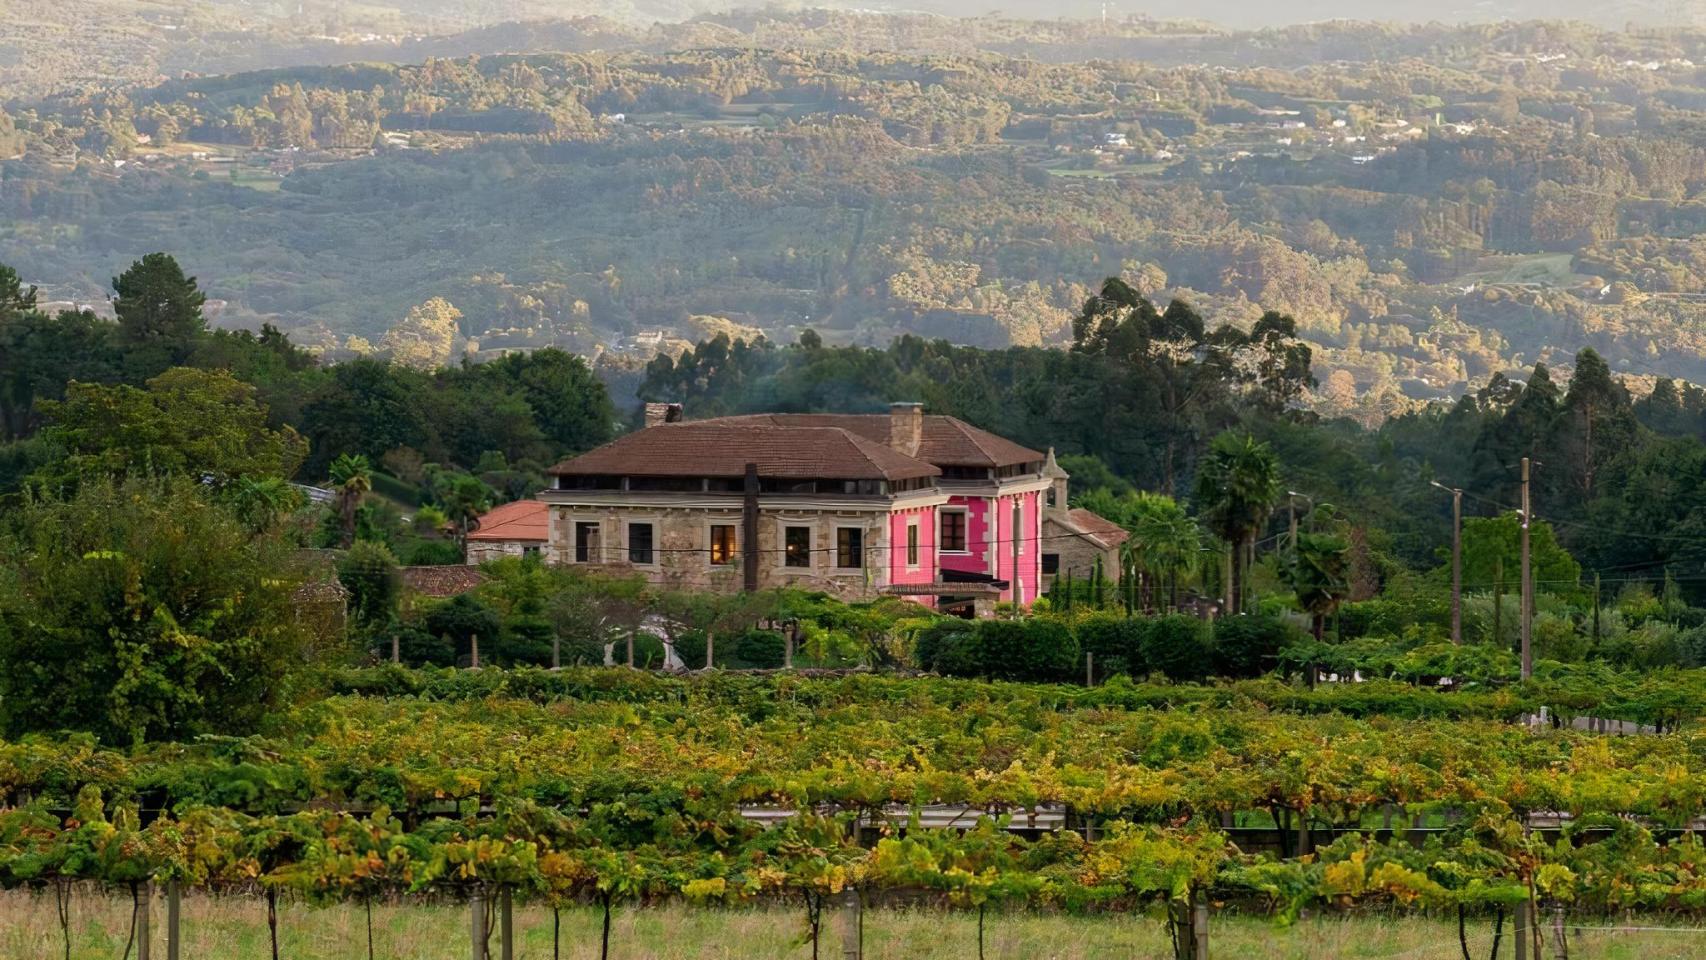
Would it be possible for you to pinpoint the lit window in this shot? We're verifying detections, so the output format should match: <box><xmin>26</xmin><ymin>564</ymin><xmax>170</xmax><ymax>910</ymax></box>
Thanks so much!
<box><xmin>709</xmin><ymin>524</ymin><xmax>737</xmax><ymax>565</ymax></box>
<box><xmin>784</xmin><ymin>526</ymin><xmax>811</xmax><ymax>568</ymax></box>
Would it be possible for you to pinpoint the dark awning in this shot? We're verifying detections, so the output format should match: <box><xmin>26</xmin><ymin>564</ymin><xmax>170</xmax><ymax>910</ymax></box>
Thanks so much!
<box><xmin>940</xmin><ymin>569</ymin><xmax>1009</xmax><ymax>589</ymax></box>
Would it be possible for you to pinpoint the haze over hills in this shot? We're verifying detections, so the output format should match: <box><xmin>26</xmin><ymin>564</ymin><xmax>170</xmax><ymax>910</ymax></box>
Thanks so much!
<box><xmin>14</xmin><ymin>7</ymin><xmax>1706</xmax><ymax>419</ymax></box>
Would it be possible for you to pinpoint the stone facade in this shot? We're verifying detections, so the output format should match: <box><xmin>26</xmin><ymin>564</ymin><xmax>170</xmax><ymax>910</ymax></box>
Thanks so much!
<box><xmin>466</xmin><ymin>539</ymin><xmax>541</xmax><ymax>565</ymax></box>
<box><xmin>1041</xmin><ymin>512</ymin><xmax>1121</xmax><ymax>585</ymax></box>
<box><xmin>547</xmin><ymin>498</ymin><xmax>927</xmax><ymax>602</ymax></box>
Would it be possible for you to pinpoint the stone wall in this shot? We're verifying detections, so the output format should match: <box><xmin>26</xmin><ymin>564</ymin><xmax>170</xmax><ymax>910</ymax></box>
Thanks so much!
<box><xmin>548</xmin><ymin>502</ymin><xmax>898</xmax><ymax>601</ymax></box>
<box><xmin>1041</xmin><ymin>514</ymin><xmax>1120</xmax><ymax>589</ymax></box>
<box><xmin>465</xmin><ymin>539</ymin><xmax>538</xmax><ymax>565</ymax></box>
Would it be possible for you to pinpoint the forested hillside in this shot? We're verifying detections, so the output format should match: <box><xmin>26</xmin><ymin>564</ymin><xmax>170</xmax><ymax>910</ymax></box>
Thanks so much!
<box><xmin>17</xmin><ymin>14</ymin><xmax>1706</xmax><ymax>415</ymax></box>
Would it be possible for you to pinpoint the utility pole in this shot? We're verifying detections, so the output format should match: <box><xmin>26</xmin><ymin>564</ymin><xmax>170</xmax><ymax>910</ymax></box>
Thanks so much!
<box><xmin>1520</xmin><ymin>457</ymin><xmax>1533</xmax><ymax>680</ymax></box>
<box><xmin>1432</xmin><ymin>481</ymin><xmax>1463</xmax><ymax>645</ymax></box>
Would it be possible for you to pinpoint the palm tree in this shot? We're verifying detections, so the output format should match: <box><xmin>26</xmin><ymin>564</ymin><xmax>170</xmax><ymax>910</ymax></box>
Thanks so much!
<box><xmin>437</xmin><ymin>474</ymin><xmax>495</xmax><ymax>546</ymax></box>
<box><xmin>1194</xmin><ymin>431</ymin><xmax>1281</xmax><ymax>614</ymax></box>
<box><xmin>328</xmin><ymin>453</ymin><xmax>373</xmax><ymax>548</ymax></box>
<box><xmin>1128</xmin><ymin>492</ymin><xmax>1201</xmax><ymax>612</ymax></box>
<box><xmin>224</xmin><ymin>476</ymin><xmax>305</xmax><ymax>535</ymax></box>
<box><xmin>1283</xmin><ymin>531</ymin><xmax>1351</xmax><ymax>640</ymax></box>
<box><xmin>1079</xmin><ymin>488</ymin><xmax>1202</xmax><ymax>612</ymax></box>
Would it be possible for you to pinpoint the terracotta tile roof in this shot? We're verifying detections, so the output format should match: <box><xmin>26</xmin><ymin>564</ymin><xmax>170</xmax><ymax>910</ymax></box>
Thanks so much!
<box><xmin>468</xmin><ymin>499</ymin><xmax>548</xmax><ymax>542</ymax></box>
<box><xmin>710</xmin><ymin>414</ymin><xmax>1044</xmax><ymax>468</ymax></box>
<box><xmin>399</xmin><ymin>565</ymin><xmax>487</xmax><ymax>597</ymax></box>
<box><xmin>1065</xmin><ymin>508</ymin><xmax>1131</xmax><ymax>548</ymax></box>
<box><xmin>547</xmin><ymin>422</ymin><xmax>941</xmax><ymax>481</ymax></box>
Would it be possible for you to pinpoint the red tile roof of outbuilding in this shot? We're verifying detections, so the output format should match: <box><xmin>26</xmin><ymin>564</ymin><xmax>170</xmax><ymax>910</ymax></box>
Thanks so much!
<box><xmin>468</xmin><ymin>499</ymin><xmax>548</xmax><ymax>542</ymax></box>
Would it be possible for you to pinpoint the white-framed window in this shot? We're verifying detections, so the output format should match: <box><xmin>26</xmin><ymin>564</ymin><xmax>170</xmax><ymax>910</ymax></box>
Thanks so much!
<box><xmin>906</xmin><ymin>520</ymin><xmax>920</xmax><ymax>568</ymax></box>
<box><xmin>939</xmin><ymin>508</ymin><xmax>969</xmax><ymax>554</ymax></box>
<box><xmin>835</xmin><ymin>525</ymin><xmax>865</xmax><ymax>570</ymax></box>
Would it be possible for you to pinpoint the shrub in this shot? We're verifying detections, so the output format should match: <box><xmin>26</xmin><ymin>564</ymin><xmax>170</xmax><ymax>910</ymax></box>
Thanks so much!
<box><xmin>423</xmin><ymin>594</ymin><xmax>502</xmax><ymax>667</ymax></box>
<box><xmin>729</xmin><ymin>629</ymin><xmax>787</xmax><ymax>669</ymax></box>
<box><xmin>914</xmin><ymin>619</ymin><xmax>981</xmax><ymax>675</ymax></box>
<box><xmin>1075</xmin><ymin>613</ymin><xmax>1147</xmax><ymax>678</ymax></box>
<box><xmin>1212</xmin><ymin>614</ymin><xmax>1302</xmax><ymax>678</ymax></box>
<box><xmin>338</xmin><ymin>540</ymin><xmax>401</xmax><ymax>637</ymax></box>
<box><xmin>392</xmin><ymin>624</ymin><xmax>455</xmax><ymax>667</ymax></box>
<box><xmin>492</xmin><ymin>616</ymin><xmax>555</xmax><ymax>667</ymax></box>
<box><xmin>1139</xmin><ymin>615</ymin><xmax>1213</xmax><ymax>682</ymax></box>
<box><xmin>975</xmin><ymin>618</ymin><xmax>1079</xmax><ymax>683</ymax></box>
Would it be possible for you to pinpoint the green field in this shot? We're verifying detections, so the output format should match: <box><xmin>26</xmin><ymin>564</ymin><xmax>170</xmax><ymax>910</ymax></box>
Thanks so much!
<box><xmin>6</xmin><ymin>892</ymin><xmax>1697</xmax><ymax>960</ymax></box>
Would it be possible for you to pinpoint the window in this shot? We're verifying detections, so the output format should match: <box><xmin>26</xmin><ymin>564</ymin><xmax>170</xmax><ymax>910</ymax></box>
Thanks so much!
<box><xmin>836</xmin><ymin>527</ymin><xmax>864</xmax><ymax>569</ymax></box>
<box><xmin>627</xmin><ymin>522</ymin><xmax>654</xmax><ymax>565</ymax></box>
<box><xmin>940</xmin><ymin>510</ymin><xmax>967</xmax><ymax>553</ymax></box>
<box><xmin>784</xmin><ymin>526</ymin><xmax>812</xmax><ymax>568</ymax></box>
<box><xmin>1042</xmin><ymin>553</ymin><xmax>1060</xmax><ymax>575</ymax></box>
<box><xmin>906</xmin><ymin>522</ymin><xmax>919</xmax><ymax>566</ymax></box>
<box><xmin>574</xmin><ymin>521</ymin><xmax>601</xmax><ymax>563</ymax></box>
<box><xmin>523</xmin><ymin>544</ymin><xmax>542</xmax><ymax>559</ymax></box>
<box><xmin>709</xmin><ymin>524</ymin><xmax>737</xmax><ymax>565</ymax></box>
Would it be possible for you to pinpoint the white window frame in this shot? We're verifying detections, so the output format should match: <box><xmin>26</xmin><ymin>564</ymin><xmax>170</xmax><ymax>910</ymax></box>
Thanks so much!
<box><xmin>938</xmin><ymin>507</ymin><xmax>971</xmax><ymax>555</ymax></box>
<box><xmin>905</xmin><ymin>518</ymin><xmax>921</xmax><ymax>570</ymax></box>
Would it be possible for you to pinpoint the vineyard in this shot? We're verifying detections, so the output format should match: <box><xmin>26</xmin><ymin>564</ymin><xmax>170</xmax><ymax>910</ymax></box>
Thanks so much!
<box><xmin>5</xmin><ymin>668</ymin><xmax>1706</xmax><ymax>958</ymax></box>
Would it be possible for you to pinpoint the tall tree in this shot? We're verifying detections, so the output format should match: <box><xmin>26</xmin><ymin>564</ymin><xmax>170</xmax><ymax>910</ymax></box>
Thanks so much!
<box><xmin>0</xmin><ymin>476</ymin><xmax>310</xmax><ymax>743</ymax></box>
<box><xmin>1282</xmin><ymin>531</ymin><xmax>1351</xmax><ymax>640</ymax></box>
<box><xmin>32</xmin><ymin>367</ymin><xmax>306</xmax><ymax>490</ymax></box>
<box><xmin>1193</xmin><ymin>431</ymin><xmax>1282</xmax><ymax>614</ymax></box>
<box><xmin>112</xmin><ymin>253</ymin><xmax>207</xmax><ymax>376</ymax></box>
<box><xmin>1555</xmin><ymin>348</ymin><xmax>1638</xmax><ymax>500</ymax></box>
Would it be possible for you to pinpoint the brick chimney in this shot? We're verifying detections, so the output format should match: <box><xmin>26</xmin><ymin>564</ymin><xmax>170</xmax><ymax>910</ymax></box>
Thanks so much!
<box><xmin>888</xmin><ymin>402</ymin><xmax>923</xmax><ymax>457</ymax></box>
<box><xmin>644</xmin><ymin>402</ymin><xmax>683</xmax><ymax>428</ymax></box>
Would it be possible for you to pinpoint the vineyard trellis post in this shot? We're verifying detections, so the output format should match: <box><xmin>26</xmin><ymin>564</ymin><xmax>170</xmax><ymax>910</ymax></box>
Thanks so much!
<box><xmin>1549</xmin><ymin>904</ymin><xmax>1567</xmax><ymax>960</ymax></box>
<box><xmin>470</xmin><ymin>886</ymin><xmax>486</xmax><ymax>960</ymax></box>
<box><xmin>166</xmin><ymin>880</ymin><xmax>180</xmax><ymax>960</ymax></box>
<box><xmin>500</xmin><ymin>886</ymin><xmax>514</xmax><ymax>960</ymax></box>
<box><xmin>1192</xmin><ymin>894</ymin><xmax>1209</xmax><ymax>960</ymax></box>
<box><xmin>1514</xmin><ymin>900</ymin><xmax>1529</xmax><ymax>960</ymax></box>
<box><xmin>837</xmin><ymin>888</ymin><xmax>862</xmax><ymax>960</ymax></box>
<box><xmin>136</xmin><ymin>880</ymin><xmax>151</xmax><ymax>960</ymax></box>
<box><xmin>1085</xmin><ymin>651</ymin><xmax>1094</xmax><ymax>687</ymax></box>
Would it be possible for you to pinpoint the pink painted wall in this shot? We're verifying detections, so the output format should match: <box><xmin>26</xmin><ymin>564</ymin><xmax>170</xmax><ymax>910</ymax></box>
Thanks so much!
<box><xmin>985</xmin><ymin>491</ymin><xmax>1042</xmax><ymax>606</ymax></box>
<box><xmin>938</xmin><ymin>492</ymin><xmax>1041</xmax><ymax>606</ymax></box>
<box><xmin>938</xmin><ymin>495</ymin><xmax>989</xmax><ymax>577</ymax></box>
<box><xmin>887</xmin><ymin>504</ymin><xmax>937</xmax><ymax>608</ymax></box>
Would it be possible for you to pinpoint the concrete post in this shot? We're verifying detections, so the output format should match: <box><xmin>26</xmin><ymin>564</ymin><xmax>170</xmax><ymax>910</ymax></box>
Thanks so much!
<box><xmin>500</xmin><ymin>887</ymin><xmax>514</xmax><ymax>960</ymax></box>
<box><xmin>1192</xmin><ymin>895</ymin><xmax>1209</xmax><ymax>960</ymax></box>
<box><xmin>470</xmin><ymin>887</ymin><xmax>486</xmax><ymax>960</ymax></box>
<box><xmin>136</xmin><ymin>881</ymin><xmax>151</xmax><ymax>960</ymax></box>
<box><xmin>838</xmin><ymin>889</ymin><xmax>862</xmax><ymax>960</ymax></box>
<box><xmin>166</xmin><ymin>881</ymin><xmax>180</xmax><ymax>960</ymax></box>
